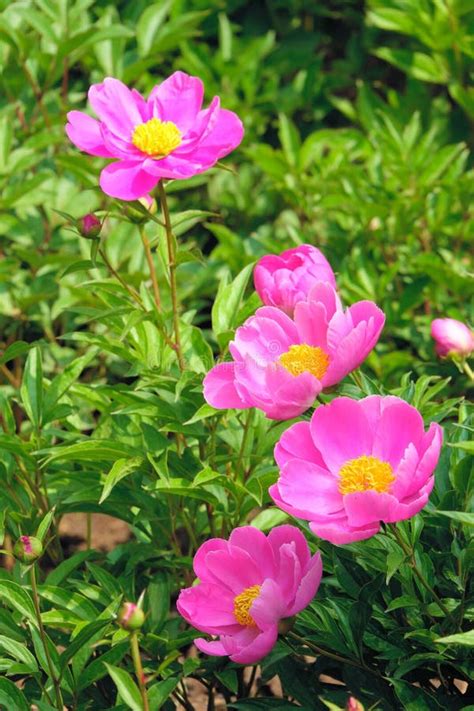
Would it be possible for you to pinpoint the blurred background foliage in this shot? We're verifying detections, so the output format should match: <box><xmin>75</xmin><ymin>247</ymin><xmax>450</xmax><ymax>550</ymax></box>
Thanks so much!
<box><xmin>0</xmin><ymin>1</ymin><xmax>473</xmax><ymax>709</ymax></box>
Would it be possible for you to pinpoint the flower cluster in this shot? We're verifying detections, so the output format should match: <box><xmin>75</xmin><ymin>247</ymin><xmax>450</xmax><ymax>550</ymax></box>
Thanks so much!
<box><xmin>67</xmin><ymin>73</ymin><xmax>444</xmax><ymax>668</ymax></box>
<box><xmin>204</xmin><ymin>246</ymin><xmax>385</xmax><ymax>419</ymax></box>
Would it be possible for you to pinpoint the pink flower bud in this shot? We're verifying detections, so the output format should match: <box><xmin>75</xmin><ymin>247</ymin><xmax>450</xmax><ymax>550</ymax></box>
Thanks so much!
<box><xmin>78</xmin><ymin>213</ymin><xmax>102</xmax><ymax>239</ymax></box>
<box><xmin>431</xmin><ymin>318</ymin><xmax>474</xmax><ymax>358</ymax></box>
<box><xmin>254</xmin><ymin>244</ymin><xmax>336</xmax><ymax>316</ymax></box>
<box><xmin>117</xmin><ymin>602</ymin><xmax>145</xmax><ymax>631</ymax></box>
<box><xmin>346</xmin><ymin>697</ymin><xmax>364</xmax><ymax>711</ymax></box>
<box><xmin>13</xmin><ymin>535</ymin><xmax>43</xmax><ymax>563</ymax></box>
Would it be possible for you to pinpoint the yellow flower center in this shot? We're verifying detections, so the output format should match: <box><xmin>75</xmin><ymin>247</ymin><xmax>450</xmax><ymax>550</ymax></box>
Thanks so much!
<box><xmin>279</xmin><ymin>344</ymin><xmax>329</xmax><ymax>380</ymax></box>
<box><xmin>233</xmin><ymin>584</ymin><xmax>261</xmax><ymax>627</ymax></box>
<box><xmin>338</xmin><ymin>455</ymin><xmax>395</xmax><ymax>495</ymax></box>
<box><xmin>131</xmin><ymin>118</ymin><xmax>182</xmax><ymax>157</ymax></box>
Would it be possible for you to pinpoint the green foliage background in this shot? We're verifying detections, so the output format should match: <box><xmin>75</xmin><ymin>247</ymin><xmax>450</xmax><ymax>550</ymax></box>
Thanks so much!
<box><xmin>0</xmin><ymin>1</ymin><xmax>472</xmax><ymax>709</ymax></box>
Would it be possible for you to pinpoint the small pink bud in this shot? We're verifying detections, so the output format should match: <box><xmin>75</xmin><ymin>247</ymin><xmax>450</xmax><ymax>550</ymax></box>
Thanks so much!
<box><xmin>117</xmin><ymin>602</ymin><xmax>145</xmax><ymax>631</ymax></box>
<box><xmin>431</xmin><ymin>318</ymin><xmax>474</xmax><ymax>358</ymax></box>
<box><xmin>346</xmin><ymin>696</ymin><xmax>364</xmax><ymax>711</ymax></box>
<box><xmin>13</xmin><ymin>535</ymin><xmax>43</xmax><ymax>563</ymax></box>
<box><xmin>78</xmin><ymin>213</ymin><xmax>102</xmax><ymax>239</ymax></box>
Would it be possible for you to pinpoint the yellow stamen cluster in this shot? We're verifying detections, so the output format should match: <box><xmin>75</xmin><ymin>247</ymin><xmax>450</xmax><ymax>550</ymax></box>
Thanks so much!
<box><xmin>338</xmin><ymin>455</ymin><xmax>395</xmax><ymax>495</ymax></box>
<box><xmin>131</xmin><ymin>118</ymin><xmax>181</xmax><ymax>157</ymax></box>
<box><xmin>233</xmin><ymin>584</ymin><xmax>261</xmax><ymax>627</ymax></box>
<box><xmin>279</xmin><ymin>344</ymin><xmax>330</xmax><ymax>380</ymax></box>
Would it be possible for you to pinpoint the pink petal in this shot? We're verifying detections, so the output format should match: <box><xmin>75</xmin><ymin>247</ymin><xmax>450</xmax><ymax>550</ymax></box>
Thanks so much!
<box><xmin>383</xmin><ymin>478</ymin><xmax>434</xmax><ymax>523</ymax></box>
<box><xmin>203</xmin><ymin>363</ymin><xmax>249</xmax><ymax>410</ymax></box>
<box><xmin>250</xmin><ymin>579</ymin><xmax>286</xmax><ymax>630</ymax></box>
<box><xmin>293</xmin><ymin>300</ymin><xmax>329</xmax><ymax>350</ymax></box>
<box><xmin>205</xmin><ymin>548</ymin><xmax>263</xmax><ymax>594</ymax></box>
<box><xmin>229</xmin><ymin>527</ymin><xmax>276</xmax><ymax>579</ymax></box>
<box><xmin>277</xmin><ymin>459</ymin><xmax>342</xmax><ymax>516</ymax></box>
<box><xmin>372</xmin><ymin>399</ymin><xmax>425</xmax><ymax>467</ymax></box>
<box><xmin>288</xmin><ymin>552</ymin><xmax>323</xmax><ymax>616</ymax></box>
<box><xmin>228</xmin><ymin>625</ymin><xmax>278</xmax><ymax>664</ymax></box>
<box><xmin>194</xmin><ymin>637</ymin><xmax>227</xmax><ymax>657</ymax></box>
<box><xmin>177</xmin><ymin>107</ymin><xmax>244</xmax><ymax>163</ymax></box>
<box><xmin>193</xmin><ymin>538</ymin><xmax>229</xmax><ymax>582</ymax></box>
<box><xmin>310</xmin><ymin>397</ymin><xmax>374</xmax><ymax>473</ymax></box>
<box><xmin>309</xmin><ymin>519</ymin><xmax>380</xmax><ymax>545</ymax></box>
<box><xmin>176</xmin><ymin>583</ymin><xmax>239</xmax><ymax>634</ymax></box>
<box><xmin>268</xmin><ymin>525</ymin><xmax>311</xmax><ymax>574</ymax></box>
<box><xmin>99</xmin><ymin>160</ymin><xmax>158</xmax><ymax>200</ymax></box>
<box><xmin>344</xmin><ymin>490</ymin><xmax>399</xmax><ymax>527</ymax></box>
<box><xmin>274</xmin><ymin>420</ymin><xmax>326</xmax><ymax>470</ymax></box>
<box><xmin>66</xmin><ymin>111</ymin><xmax>114</xmax><ymax>157</ymax></box>
<box><xmin>148</xmin><ymin>71</ymin><xmax>204</xmax><ymax>133</ymax></box>
<box><xmin>88</xmin><ymin>78</ymin><xmax>147</xmax><ymax>140</ymax></box>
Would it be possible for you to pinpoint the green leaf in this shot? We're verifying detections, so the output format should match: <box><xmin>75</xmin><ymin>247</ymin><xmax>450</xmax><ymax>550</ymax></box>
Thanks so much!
<box><xmin>0</xmin><ymin>581</ymin><xmax>38</xmax><ymax>626</ymax></box>
<box><xmin>435</xmin><ymin>510</ymin><xmax>474</xmax><ymax>526</ymax></box>
<box><xmin>59</xmin><ymin>618</ymin><xmax>111</xmax><ymax>673</ymax></box>
<box><xmin>0</xmin><ymin>341</ymin><xmax>31</xmax><ymax>366</ymax></box>
<box><xmin>0</xmin><ymin>635</ymin><xmax>37</xmax><ymax>671</ymax></box>
<box><xmin>136</xmin><ymin>0</ymin><xmax>173</xmax><ymax>57</ymax></box>
<box><xmin>41</xmin><ymin>440</ymin><xmax>140</xmax><ymax>466</ymax></box>
<box><xmin>278</xmin><ymin>113</ymin><xmax>301</xmax><ymax>167</ymax></box>
<box><xmin>449</xmin><ymin>440</ymin><xmax>474</xmax><ymax>453</ymax></box>
<box><xmin>436</xmin><ymin>630</ymin><xmax>474</xmax><ymax>646</ymax></box>
<box><xmin>105</xmin><ymin>662</ymin><xmax>143</xmax><ymax>711</ymax></box>
<box><xmin>46</xmin><ymin>550</ymin><xmax>97</xmax><ymax>587</ymax></box>
<box><xmin>43</xmin><ymin>349</ymin><xmax>98</xmax><ymax>417</ymax></box>
<box><xmin>36</xmin><ymin>509</ymin><xmax>55</xmax><ymax>543</ymax></box>
<box><xmin>100</xmin><ymin>457</ymin><xmax>143</xmax><ymax>503</ymax></box>
<box><xmin>148</xmin><ymin>677</ymin><xmax>179</xmax><ymax>708</ymax></box>
<box><xmin>0</xmin><ymin>678</ymin><xmax>29</xmax><ymax>711</ymax></box>
<box><xmin>250</xmin><ymin>508</ymin><xmax>288</xmax><ymax>532</ymax></box>
<box><xmin>20</xmin><ymin>346</ymin><xmax>43</xmax><ymax>428</ymax></box>
<box><xmin>211</xmin><ymin>263</ymin><xmax>254</xmax><ymax>337</ymax></box>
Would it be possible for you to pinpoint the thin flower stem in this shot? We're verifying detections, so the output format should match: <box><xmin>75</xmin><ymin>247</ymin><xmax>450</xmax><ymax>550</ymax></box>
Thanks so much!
<box><xmin>130</xmin><ymin>631</ymin><xmax>149</xmax><ymax>711</ymax></box>
<box><xmin>288</xmin><ymin>631</ymin><xmax>383</xmax><ymax>679</ymax></box>
<box><xmin>461</xmin><ymin>359</ymin><xmax>474</xmax><ymax>381</ymax></box>
<box><xmin>236</xmin><ymin>409</ymin><xmax>254</xmax><ymax>480</ymax></box>
<box><xmin>98</xmin><ymin>247</ymin><xmax>144</xmax><ymax>309</ymax></box>
<box><xmin>138</xmin><ymin>224</ymin><xmax>162</xmax><ymax>312</ymax></box>
<box><xmin>389</xmin><ymin>524</ymin><xmax>452</xmax><ymax>618</ymax></box>
<box><xmin>157</xmin><ymin>181</ymin><xmax>185</xmax><ymax>371</ymax></box>
<box><xmin>30</xmin><ymin>565</ymin><xmax>64</xmax><ymax>711</ymax></box>
<box><xmin>86</xmin><ymin>513</ymin><xmax>92</xmax><ymax>550</ymax></box>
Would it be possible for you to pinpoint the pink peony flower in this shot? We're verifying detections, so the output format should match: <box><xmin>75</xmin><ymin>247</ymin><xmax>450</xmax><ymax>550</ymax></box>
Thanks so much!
<box><xmin>204</xmin><ymin>282</ymin><xmax>385</xmax><ymax>420</ymax></box>
<box><xmin>431</xmin><ymin>318</ymin><xmax>474</xmax><ymax>358</ymax></box>
<box><xmin>254</xmin><ymin>244</ymin><xmax>336</xmax><ymax>315</ymax></box>
<box><xmin>177</xmin><ymin>525</ymin><xmax>322</xmax><ymax>664</ymax></box>
<box><xmin>66</xmin><ymin>71</ymin><xmax>244</xmax><ymax>200</ymax></box>
<box><xmin>270</xmin><ymin>395</ymin><xmax>442</xmax><ymax>545</ymax></box>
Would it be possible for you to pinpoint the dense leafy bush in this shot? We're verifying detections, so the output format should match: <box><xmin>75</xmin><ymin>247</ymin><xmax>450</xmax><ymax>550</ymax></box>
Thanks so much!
<box><xmin>0</xmin><ymin>1</ymin><xmax>472</xmax><ymax>709</ymax></box>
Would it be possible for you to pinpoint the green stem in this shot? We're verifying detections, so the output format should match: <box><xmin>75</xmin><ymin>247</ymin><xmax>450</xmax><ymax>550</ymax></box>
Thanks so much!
<box><xmin>139</xmin><ymin>224</ymin><xmax>162</xmax><ymax>312</ymax></box>
<box><xmin>157</xmin><ymin>181</ymin><xmax>185</xmax><ymax>371</ymax></box>
<box><xmin>86</xmin><ymin>513</ymin><xmax>92</xmax><ymax>550</ymax></box>
<box><xmin>461</xmin><ymin>359</ymin><xmax>474</xmax><ymax>382</ymax></box>
<box><xmin>288</xmin><ymin>631</ymin><xmax>382</xmax><ymax>679</ymax></box>
<box><xmin>236</xmin><ymin>409</ymin><xmax>254</xmax><ymax>480</ymax></box>
<box><xmin>130</xmin><ymin>631</ymin><xmax>149</xmax><ymax>711</ymax></box>
<box><xmin>30</xmin><ymin>565</ymin><xmax>64</xmax><ymax>711</ymax></box>
<box><xmin>98</xmin><ymin>247</ymin><xmax>144</xmax><ymax>309</ymax></box>
<box><xmin>389</xmin><ymin>524</ymin><xmax>452</xmax><ymax>618</ymax></box>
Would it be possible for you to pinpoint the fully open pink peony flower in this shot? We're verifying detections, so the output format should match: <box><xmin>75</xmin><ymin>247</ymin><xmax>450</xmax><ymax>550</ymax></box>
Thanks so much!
<box><xmin>270</xmin><ymin>395</ymin><xmax>443</xmax><ymax>544</ymax></box>
<box><xmin>66</xmin><ymin>71</ymin><xmax>244</xmax><ymax>200</ymax></box>
<box><xmin>254</xmin><ymin>244</ymin><xmax>336</xmax><ymax>315</ymax></box>
<box><xmin>177</xmin><ymin>525</ymin><xmax>322</xmax><ymax>664</ymax></box>
<box><xmin>204</xmin><ymin>282</ymin><xmax>385</xmax><ymax>419</ymax></box>
<box><xmin>431</xmin><ymin>318</ymin><xmax>474</xmax><ymax>358</ymax></box>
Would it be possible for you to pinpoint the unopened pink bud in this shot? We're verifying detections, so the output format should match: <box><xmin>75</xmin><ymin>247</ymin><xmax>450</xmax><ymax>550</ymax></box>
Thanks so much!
<box><xmin>78</xmin><ymin>213</ymin><xmax>102</xmax><ymax>239</ymax></box>
<box><xmin>13</xmin><ymin>535</ymin><xmax>43</xmax><ymax>563</ymax></box>
<box><xmin>346</xmin><ymin>696</ymin><xmax>364</xmax><ymax>711</ymax></box>
<box><xmin>431</xmin><ymin>318</ymin><xmax>474</xmax><ymax>358</ymax></box>
<box><xmin>117</xmin><ymin>602</ymin><xmax>145</xmax><ymax>631</ymax></box>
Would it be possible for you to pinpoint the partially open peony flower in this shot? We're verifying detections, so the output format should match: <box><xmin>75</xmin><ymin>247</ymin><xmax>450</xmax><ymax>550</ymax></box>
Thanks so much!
<box><xmin>204</xmin><ymin>282</ymin><xmax>385</xmax><ymax>419</ymax></box>
<box><xmin>270</xmin><ymin>395</ymin><xmax>442</xmax><ymax>544</ymax></box>
<box><xmin>254</xmin><ymin>244</ymin><xmax>336</xmax><ymax>315</ymax></box>
<box><xmin>431</xmin><ymin>318</ymin><xmax>474</xmax><ymax>358</ymax></box>
<box><xmin>177</xmin><ymin>525</ymin><xmax>322</xmax><ymax>664</ymax></box>
<box><xmin>66</xmin><ymin>71</ymin><xmax>244</xmax><ymax>200</ymax></box>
